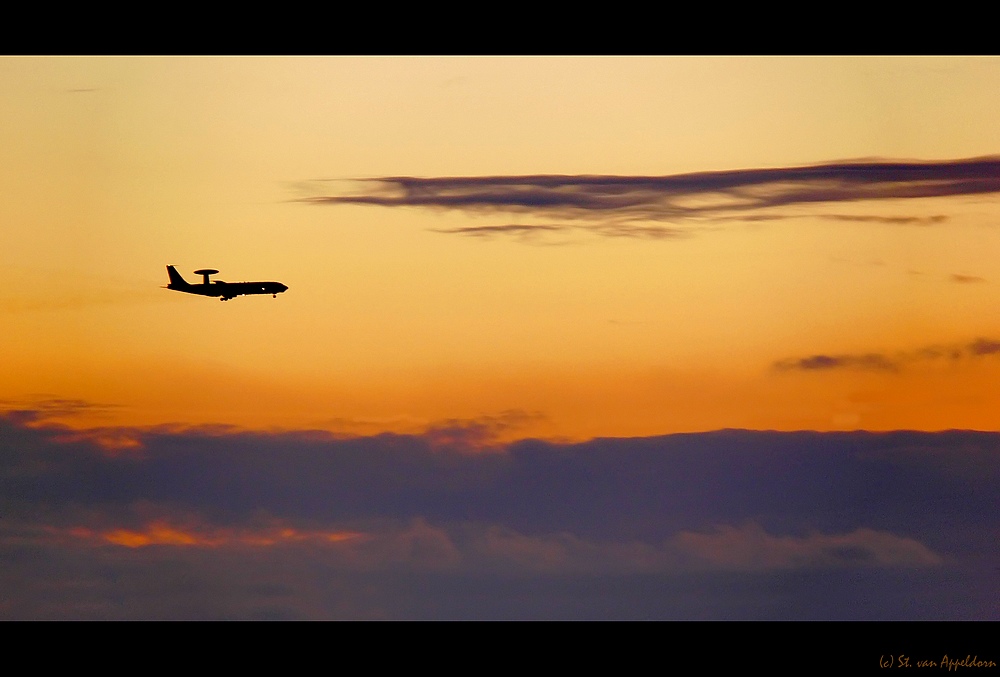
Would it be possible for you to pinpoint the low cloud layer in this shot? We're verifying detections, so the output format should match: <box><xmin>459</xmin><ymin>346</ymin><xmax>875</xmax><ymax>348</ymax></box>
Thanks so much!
<box><xmin>2</xmin><ymin>410</ymin><xmax>997</xmax><ymax>619</ymax></box>
<box><xmin>30</xmin><ymin>517</ymin><xmax>940</xmax><ymax>576</ymax></box>
<box><xmin>298</xmin><ymin>157</ymin><xmax>1000</xmax><ymax>241</ymax></box>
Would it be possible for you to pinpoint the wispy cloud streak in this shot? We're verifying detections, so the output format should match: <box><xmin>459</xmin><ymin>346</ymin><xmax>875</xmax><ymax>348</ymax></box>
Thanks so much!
<box><xmin>774</xmin><ymin>337</ymin><xmax>1000</xmax><ymax>372</ymax></box>
<box><xmin>299</xmin><ymin>157</ymin><xmax>1000</xmax><ymax>240</ymax></box>
<box><xmin>950</xmin><ymin>273</ymin><xmax>988</xmax><ymax>284</ymax></box>
<box><xmin>820</xmin><ymin>214</ymin><xmax>949</xmax><ymax>225</ymax></box>
<box><xmin>773</xmin><ymin>353</ymin><xmax>901</xmax><ymax>372</ymax></box>
<box><xmin>0</xmin><ymin>396</ymin><xmax>121</xmax><ymax>424</ymax></box>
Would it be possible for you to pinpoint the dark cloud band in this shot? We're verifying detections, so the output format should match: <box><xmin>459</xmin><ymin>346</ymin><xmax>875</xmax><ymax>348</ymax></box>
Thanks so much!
<box><xmin>299</xmin><ymin>157</ymin><xmax>1000</xmax><ymax>239</ymax></box>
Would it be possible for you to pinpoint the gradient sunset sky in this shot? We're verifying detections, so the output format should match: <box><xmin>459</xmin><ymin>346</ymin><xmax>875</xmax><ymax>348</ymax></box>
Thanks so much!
<box><xmin>3</xmin><ymin>56</ymin><xmax>1000</xmax><ymax>621</ymax></box>
<box><xmin>6</xmin><ymin>55</ymin><xmax>1000</xmax><ymax>438</ymax></box>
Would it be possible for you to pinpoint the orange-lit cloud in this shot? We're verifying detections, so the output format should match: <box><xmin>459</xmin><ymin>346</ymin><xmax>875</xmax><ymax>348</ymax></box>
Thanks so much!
<box><xmin>69</xmin><ymin>521</ymin><xmax>364</xmax><ymax>549</ymax></box>
<box><xmin>0</xmin><ymin>398</ymin><xmax>143</xmax><ymax>453</ymax></box>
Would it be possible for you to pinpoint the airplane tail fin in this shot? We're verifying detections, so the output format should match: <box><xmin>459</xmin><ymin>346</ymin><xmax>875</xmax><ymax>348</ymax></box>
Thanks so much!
<box><xmin>166</xmin><ymin>265</ymin><xmax>191</xmax><ymax>289</ymax></box>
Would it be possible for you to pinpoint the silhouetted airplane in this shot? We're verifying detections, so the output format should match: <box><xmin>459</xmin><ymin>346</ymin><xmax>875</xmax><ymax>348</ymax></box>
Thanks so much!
<box><xmin>165</xmin><ymin>266</ymin><xmax>288</xmax><ymax>301</ymax></box>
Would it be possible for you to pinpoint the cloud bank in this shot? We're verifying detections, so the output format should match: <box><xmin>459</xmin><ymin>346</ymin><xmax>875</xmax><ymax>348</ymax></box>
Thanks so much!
<box><xmin>299</xmin><ymin>157</ymin><xmax>1000</xmax><ymax>241</ymax></box>
<box><xmin>2</xmin><ymin>410</ymin><xmax>997</xmax><ymax>619</ymax></box>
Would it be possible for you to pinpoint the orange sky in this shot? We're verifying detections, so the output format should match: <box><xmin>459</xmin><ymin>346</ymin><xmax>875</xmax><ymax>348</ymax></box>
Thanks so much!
<box><xmin>4</xmin><ymin>56</ymin><xmax>1000</xmax><ymax>439</ymax></box>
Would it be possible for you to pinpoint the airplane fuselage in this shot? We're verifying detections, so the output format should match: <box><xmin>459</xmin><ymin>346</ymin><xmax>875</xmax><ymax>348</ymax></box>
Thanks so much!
<box><xmin>166</xmin><ymin>266</ymin><xmax>288</xmax><ymax>301</ymax></box>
